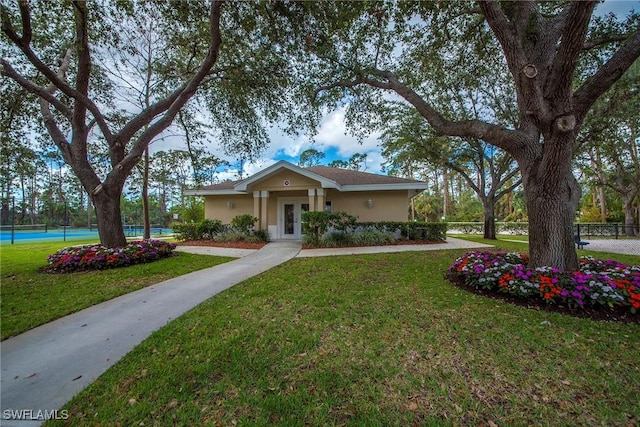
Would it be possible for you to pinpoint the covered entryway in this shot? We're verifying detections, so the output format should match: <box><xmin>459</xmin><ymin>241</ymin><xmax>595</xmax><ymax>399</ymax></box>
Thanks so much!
<box><xmin>278</xmin><ymin>197</ymin><xmax>309</xmax><ymax>240</ymax></box>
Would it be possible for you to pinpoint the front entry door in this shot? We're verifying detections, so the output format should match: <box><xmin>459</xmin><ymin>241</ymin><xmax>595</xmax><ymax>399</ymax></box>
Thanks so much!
<box><xmin>281</xmin><ymin>199</ymin><xmax>309</xmax><ymax>239</ymax></box>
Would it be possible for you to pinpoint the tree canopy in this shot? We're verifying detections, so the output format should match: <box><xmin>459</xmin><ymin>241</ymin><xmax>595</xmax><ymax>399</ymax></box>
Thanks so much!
<box><xmin>292</xmin><ymin>1</ymin><xmax>640</xmax><ymax>269</ymax></box>
<box><xmin>1</xmin><ymin>0</ymin><xmax>299</xmax><ymax>246</ymax></box>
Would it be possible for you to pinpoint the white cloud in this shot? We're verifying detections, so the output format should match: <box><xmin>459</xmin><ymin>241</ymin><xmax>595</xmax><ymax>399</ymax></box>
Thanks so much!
<box><xmin>148</xmin><ymin>105</ymin><xmax>389</xmax><ymax>177</ymax></box>
<box><xmin>314</xmin><ymin>107</ymin><xmax>382</xmax><ymax>156</ymax></box>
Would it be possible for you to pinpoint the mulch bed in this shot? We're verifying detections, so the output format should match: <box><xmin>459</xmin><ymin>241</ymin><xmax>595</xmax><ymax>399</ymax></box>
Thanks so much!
<box><xmin>446</xmin><ymin>273</ymin><xmax>640</xmax><ymax>324</ymax></box>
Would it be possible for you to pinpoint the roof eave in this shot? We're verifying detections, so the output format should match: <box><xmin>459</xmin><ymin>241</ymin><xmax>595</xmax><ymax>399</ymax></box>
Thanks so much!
<box><xmin>340</xmin><ymin>183</ymin><xmax>429</xmax><ymax>192</ymax></box>
<box><xmin>184</xmin><ymin>189</ymin><xmax>248</xmax><ymax>196</ymax></box>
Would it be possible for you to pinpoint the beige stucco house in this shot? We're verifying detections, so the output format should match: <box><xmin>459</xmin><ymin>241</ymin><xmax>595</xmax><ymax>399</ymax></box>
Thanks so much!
<box><xmin>184</xmin><ymin>160</ymin><xmax>427</xmax><ymax>240</ymax></box>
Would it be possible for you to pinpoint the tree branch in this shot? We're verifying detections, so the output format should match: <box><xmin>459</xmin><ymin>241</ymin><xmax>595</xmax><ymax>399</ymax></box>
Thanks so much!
<box><xmin>495</xmin><ymin>175</ymin><xmax>522</xmax><ymax>201</ymax></box>
<box><xmin>574</xmin><ymin>29</ymin><xmax>640</xmax><ymax>121</ymax></box>
<box><xmin>1</xmin><ymin>59</ymin><xmax>73</xmax><ymax>120</ymax></box>
<box><xmin>2</xmin><ymin>2</ymin><xmax>114</xmax><ymax>143</ymax></box>
<box><xmin>583</xmin><ymin>35</ymin><xmax>631</xmax><ymax>50</ymax></box>
<box><xmin>371</xmin><ymin>68</ymin><xmax>528</xmax><ymax>153</ymax></box>
<box><xmin>547</xmin><ymin>1</ymin><xmax>597</xmax><ymax>100</ymax></box>
<box><xmin>71</xmin><ymin>0</ymin><xmax>90</xmax><ymax>140</ymax></box>
<box><xmin>18</xmin><ymin>0</ymin><xmax>31</xmax><ymax>45</ymax></box>
<box><xmin>110</xmin><ymin>0</ymin><xmax>225</xmax><ymax>184</ymax></box>
<box><xmin>477</xmin><ymin>0</ymin><xmax>523</xmax><ymax>78</ymax></box>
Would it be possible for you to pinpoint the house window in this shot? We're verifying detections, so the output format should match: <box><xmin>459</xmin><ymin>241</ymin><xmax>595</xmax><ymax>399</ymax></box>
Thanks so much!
<box><xmin>325</xmin><ymin>201</ymin><xmax>332</xmax><ymax>212</ymax></box>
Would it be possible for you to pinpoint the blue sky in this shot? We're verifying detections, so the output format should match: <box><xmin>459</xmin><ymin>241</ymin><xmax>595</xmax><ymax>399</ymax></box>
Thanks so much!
<box><xmin>196</xmin><ymin>0</ymin><xmax>639</xmax><ymax>181</ymax></box>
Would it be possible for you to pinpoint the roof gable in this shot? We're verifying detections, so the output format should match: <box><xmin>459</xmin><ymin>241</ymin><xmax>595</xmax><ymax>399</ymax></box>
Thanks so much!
<box><xmin>234</xmin><ymin>160</ymin><xmax>337</xmax><ymax>191</ymax></box>
<box><xmin>184</xmin><ymin>160</ymin><xmax>427</xmax><ymax>196</ymax></box>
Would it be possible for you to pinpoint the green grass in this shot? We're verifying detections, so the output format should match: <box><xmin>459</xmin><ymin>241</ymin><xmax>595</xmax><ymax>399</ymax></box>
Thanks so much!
<box><xmin>1</xmin><ymin>240</ymin><xmax>233</xmax><ymax>339</ymax></box>
<box><xmin>50</xmin><ymin>241</ymin><xmax>640</xmax><ymax>426</ymax></box>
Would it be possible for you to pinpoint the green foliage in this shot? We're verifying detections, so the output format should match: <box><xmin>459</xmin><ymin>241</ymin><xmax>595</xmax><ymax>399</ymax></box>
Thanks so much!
<box><xmin>320</xmin><ymin>231</ymin><xmax>354</xmax><ymax>248</ymax></box>
<box><xmin>331</xmin><ymin>211</ymin><xmax>358</xmax><ymax>232</ymax></box>
<box><xmin>355</xmin><ymin>221</ymin><xmax>448</xmax><ymax>241</ymax></box>
<box><xmin>230</xmin><ymin>214</ymin><xmax>258</xmax><ymax>234</ymax></box>
<box><xmin>298</xmin><ymin>148</ymin><xmax>325</xmax><ymax>167</ymax></box>
<box><xmin>301</xmin><ymin>214</ymin><xmax>447</xmax><ymax>247</ymax></box>
<box><xmin>302</xmin><ymin>211</ymin><xmax>334</xmax><ymax>244</ymax></box>
<box><xmin>352</xmin><ymin>230</ymin><xmax>396</xmax><ymax>246</ymax></box>
<box><xmin>304</xmin><ymin>229</ymin><xmax>395</xmax><ymax>248</ymax></box>
<box><xmin>253</xmin><ymin>229</ymin><xmax>270</xmax><ymax>243</ymax></box>
<box><xmin>173</xmin><ymin>216</ymin><xmax>266</xmax><ymax>242</ymax></box>
<box><xmin>171</xmin><ymin>222</ymin><xmax>198</xmax><ymax>241</ymax></box>
<box><xmin>327</xmin><ymin>159</ymin><xmax>349</xmax><ymax>168</ymax></box>
<box><xmin>196</xmin><ymin>219</ymin><xmax>224</xmax><ymax>239</ymax></box>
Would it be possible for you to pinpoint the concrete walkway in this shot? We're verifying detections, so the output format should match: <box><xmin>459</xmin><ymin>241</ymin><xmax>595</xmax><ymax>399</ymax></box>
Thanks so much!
<box><xmin>296</xmin><ymin>236</ymin><xmax>493</xmax><ymax>257</ymax></box>
<box><xmin>579</xmin><ymin>239</ymin><xmax>640</xmax><ymax>256</ymax></box>
<box><xmin>501</xmin><ymin>238</ymin><xmax>640</xmax><ymax>256</ymax></box>
<box><xmin>0</xmin><ymin>241</ymin><xmax>301</xmax><ymax>427</ymax></box>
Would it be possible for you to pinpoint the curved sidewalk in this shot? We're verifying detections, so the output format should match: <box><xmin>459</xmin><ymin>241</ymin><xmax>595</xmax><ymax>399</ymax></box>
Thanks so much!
<box><xmin>0</xmin><ymin>241</ymin><xmax>301</xmax><ymax>427</ymax></box>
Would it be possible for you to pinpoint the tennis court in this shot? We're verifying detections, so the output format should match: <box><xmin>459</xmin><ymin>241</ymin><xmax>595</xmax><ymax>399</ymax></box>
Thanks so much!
<box><xmin>0</xmin><ymin>226</ymin><xmax>173</xmax><ymax>244</ymax></box>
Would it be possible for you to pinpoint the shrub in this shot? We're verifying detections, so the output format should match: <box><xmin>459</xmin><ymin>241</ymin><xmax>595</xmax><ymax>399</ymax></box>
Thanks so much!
<box><xmin>355</xmin><ymin>221</ymin><xmax>447</xmax><ymax>241</ymax></box>
<box><xmin>45</xmin><ymin>240</ymin><xmax>177</xmax><ymax>273</ymax></box>
<box><xmin>352</xmin><ymin>230</ymin><xmax>396</xmax><ymax>246</ymax></box>
<box><xmin>171</xmin><ymin>222</ymin><xmax>198</xmax><ymax>241</ymax></box>
<box><xmin>301</xmin><ymin>217</ymin><xmax>446</xmax><ymax>247</ymax></box>
<box><xmin>332</xmin><ymin>212</ymin><xmax>358</xmax><ymax>232</ymax></box>
<box><xmin>448</xmin><ymin>251</ymin><xmax>640</xmax><ymax>312</ymax></box>
<box><xmin>231</xmin><ymin>214</ymin><xmax>258</xmax><ymax>235</ymax></box>
<box><xmin>253</xmin><ymin>229</ymin><xmax>270</xmax><ymax>242</ymax></box>
<box><xmin>321</xmin><ymin>231</ymin><xmax>354</xmax><ymax>247</ymax></box>
<box><xmin>216</xmin><ymin>231</ymin><xmax>248</xmax><ymax>243</ymax></box>
<box><xmin>197</xmin><ymin>219</ymin><xmax>224</xmax><ymax>239</ymax></box>
<box><xmin>302</xmin><ymin>211</ymin><xmax>334</xmax><ymax>244</ymax></box>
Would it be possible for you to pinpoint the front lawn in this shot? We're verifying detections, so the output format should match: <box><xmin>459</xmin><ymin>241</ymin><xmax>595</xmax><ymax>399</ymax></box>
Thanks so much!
<box><xmin>1</xmin><ymin>240</ymin><xmax>234</xmax><ymax>340</ymax></box>
<box><xmin>50</xmin><ymin>243</ymin><xmax>640</xmax><ymax>426</ymax></box>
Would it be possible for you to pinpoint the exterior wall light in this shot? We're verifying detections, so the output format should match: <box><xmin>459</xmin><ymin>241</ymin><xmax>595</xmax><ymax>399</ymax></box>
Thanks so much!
<box><xmin>227</xmin><ymin>201</ymin><xmax>233</xmax><ymax>209</ymax></box>
<box><xmin>367</xmin><ymin>198</ymin><xmax>374</xmax><ymax>208</ymax></box>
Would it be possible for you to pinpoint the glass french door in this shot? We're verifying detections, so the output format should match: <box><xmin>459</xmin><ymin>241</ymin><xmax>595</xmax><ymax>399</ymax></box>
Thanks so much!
<box><xmin>282</xmin><ymin>200</ymin><xmax>309</xmax><ymax>239</ymax></box>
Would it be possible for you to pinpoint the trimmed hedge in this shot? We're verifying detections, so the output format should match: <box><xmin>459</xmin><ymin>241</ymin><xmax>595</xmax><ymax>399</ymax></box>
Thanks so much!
<box><xmin>172</xmin><ymin>217</ymin><xmax>268</xmax><ymax>243</ymax></box>
<box><xmin>302</xmin><ymin>211</ymin><xmax>447</xmax><ymax>247</ymax></box>
<box><xmin>355</xmin><ymin>221</ymin><xmax>447</xmax><ymax>241</ymax></box>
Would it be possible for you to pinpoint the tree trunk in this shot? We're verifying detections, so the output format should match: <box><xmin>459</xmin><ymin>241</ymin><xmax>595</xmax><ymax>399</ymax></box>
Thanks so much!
<box><xmin>623</xmin><ymin>196</ymin><xmax>638</xmax><ymax>236</ymax></box>
<box><xmin>483</xmin><ymin>199</ymin><xmax>496</xmax><ymax>240</ymax></box>
<box><xmin>92</xmin><ymin>192</ymin><xmax>127</xmax><ymax>247</ymax></box>
<box><xmin>142</xmin><ymin>147</ymin><xmax>151</xmax><ymax>240</ymax></box>
<box><xmin>87</xmin><ymin>194</ymin><xmax>92</xmax><ymax>229</ymax></box>
<box><xmin>442</xmin><ymin>169</ymin><xmax>449</xmax><ymax>219</ymax></box>
<box><xmin>522</xmin><ymin>168</ymin><xmax>580</xmax><ymax>271</ymax></box>
<box><xmin>598</xmin><ymin>186</ymin><xmax>607</xmax><ymax>223</ymax></box>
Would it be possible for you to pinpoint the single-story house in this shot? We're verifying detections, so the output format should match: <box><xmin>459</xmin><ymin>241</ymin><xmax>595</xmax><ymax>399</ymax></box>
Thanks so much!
<box><xmin>184</xmin><ymin>160</ymin><xmax>427</xmax><ymax>240</ymax></box>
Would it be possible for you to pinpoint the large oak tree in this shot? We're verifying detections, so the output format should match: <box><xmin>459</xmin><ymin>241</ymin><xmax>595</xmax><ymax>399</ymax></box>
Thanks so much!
<box><xmin>2</xmin><ymin>0</ymin><xmax>294</xmax><ymax>247</ymax></box>
<box><xmin>303</xmin><ymin>1</ymin><xmax>640</xmax><ymax>270</ymax></box>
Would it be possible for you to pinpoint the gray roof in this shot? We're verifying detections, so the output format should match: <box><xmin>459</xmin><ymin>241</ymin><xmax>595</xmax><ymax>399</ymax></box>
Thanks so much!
<box><xmin>306</xmin><ymin>166</ymin><xmax>423</xmax><ymax>186</ymax></box>
<box><xmin>185</xmin><ymin>161</ymin><xmax>426</xmax><ymax>195</ymax></box>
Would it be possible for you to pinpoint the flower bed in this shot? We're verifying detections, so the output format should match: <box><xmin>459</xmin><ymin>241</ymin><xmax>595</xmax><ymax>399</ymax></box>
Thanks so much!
<box><xmin>448</xmin><ymin>251</ymin><xmax>640</xmax><ymax>313</ymax></box>
<box><xmin>45</xmin><ymin>240</ymin><xmax>177</xmax><ymax>273</ymax></box>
